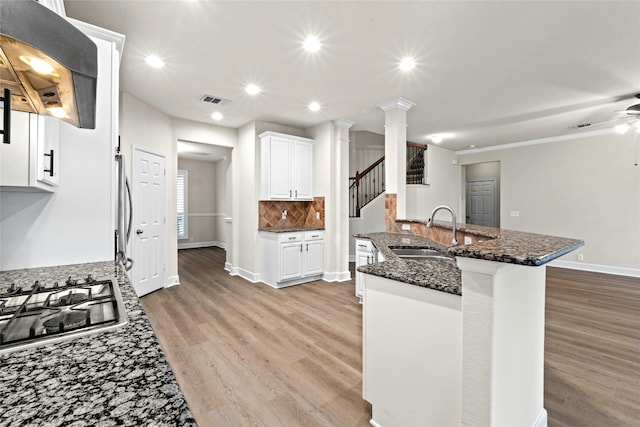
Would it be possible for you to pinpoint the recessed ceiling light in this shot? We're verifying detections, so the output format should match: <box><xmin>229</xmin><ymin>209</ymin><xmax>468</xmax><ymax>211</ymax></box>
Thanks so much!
<box><xmin>615</xmin><ymin>123</ymin><xmax>630</xmax><ymax>134</ymax></box>
<box><xmin>399</xmin><ymin>57</ymin><xmax>416</xmax><ymax>71</ymax></box>
<box><xmin>308</xmin><ymin>101</ymin><xmax>320</xmax><ymax>112</ymax></box>
<box><xmin>211</xmin><ymin>112</ymin><xmax>223</xmax><ymax>121</ymax></box>
<box><xmin>245</xmin><ymin>84</ymin><xmax>261</xmax><ymax>95</ymax></box>
<box><xmin>428</xmin><ymin>133</ymin><xmax>453</xmax><ymax>144</ymax></box>
<box><xmin>145</xmin><ymin>55</ymin><xmax>165</xmax><ymax>68</ymax></box>
<box><xmin>303</xmin><ymin>36</ymin><xmax>321</xmax><ymax>53</ymax></box>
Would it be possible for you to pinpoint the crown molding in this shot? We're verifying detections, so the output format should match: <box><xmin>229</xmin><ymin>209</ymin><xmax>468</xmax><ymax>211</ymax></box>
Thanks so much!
<box><xmin>333</xmin><ymin>119</ymin><xmax>356</xmax><ymax>129</ymax></box>
<box><xmin>377</xmin><ymin>97</ymin><xmax>415</xmax><ymax>112</ymax></box>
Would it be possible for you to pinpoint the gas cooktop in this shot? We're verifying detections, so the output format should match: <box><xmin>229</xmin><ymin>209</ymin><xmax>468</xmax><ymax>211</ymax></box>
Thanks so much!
<box><xmin>0</xmin><ymin>275</ymin><xmax>128</xmax><ymax>355</ymax></box>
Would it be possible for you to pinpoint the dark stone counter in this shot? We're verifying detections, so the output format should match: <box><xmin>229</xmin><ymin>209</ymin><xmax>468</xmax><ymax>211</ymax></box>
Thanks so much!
<box><xmin>0</xmin><ymin>262</ymin><xmax>196</xmax><ymax>427</ymax></box>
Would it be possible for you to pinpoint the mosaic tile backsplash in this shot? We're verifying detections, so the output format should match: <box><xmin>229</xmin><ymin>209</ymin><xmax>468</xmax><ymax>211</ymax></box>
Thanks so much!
<box><xmin>259</xmin><ymin>197</ymin><xmax>325</xmax><ymax>230</ymax></box>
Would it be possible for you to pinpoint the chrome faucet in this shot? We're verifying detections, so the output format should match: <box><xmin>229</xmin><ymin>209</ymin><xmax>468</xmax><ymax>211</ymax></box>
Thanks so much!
<box><xmin>427</xmin><ymin>205</ymin><xmax>458</xmax><ymax>246</ymax></box>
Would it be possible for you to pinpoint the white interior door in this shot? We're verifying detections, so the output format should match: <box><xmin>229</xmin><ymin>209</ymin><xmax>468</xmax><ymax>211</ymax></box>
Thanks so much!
<box><xmin>132</xmin><ymin>148</ymin><xmax>165</xmax><ymax>296</ymax></box>
<box><xmin>466</xmin><ymin>179</ymin><xmax>496</xmax><ymax>226</ymax></box>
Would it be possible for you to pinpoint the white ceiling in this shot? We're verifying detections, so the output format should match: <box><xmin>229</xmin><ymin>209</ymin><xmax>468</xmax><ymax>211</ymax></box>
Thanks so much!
<box><xmin>63</xmin><ymin>0</ymin><xmax>640</xmax><ymax>151</ymax></box>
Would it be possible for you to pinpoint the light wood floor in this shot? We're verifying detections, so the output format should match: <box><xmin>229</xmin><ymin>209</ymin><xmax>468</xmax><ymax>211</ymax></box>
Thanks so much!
<box><xmin>141</xmin><ymin>247</ymin><xmax>640</xmax><ymax>426</ymax></box>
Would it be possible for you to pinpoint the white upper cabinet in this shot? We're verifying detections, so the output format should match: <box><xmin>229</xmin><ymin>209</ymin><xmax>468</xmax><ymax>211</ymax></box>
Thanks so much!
<box><xmin>0</xmin><ymin>111</ymin><xmax>59</xmax><ymax>191</ymax></box>
<box><xmin>260</xmin><ymin>131</ymin><xmax>314</xmax><ymax>200</ymax></box>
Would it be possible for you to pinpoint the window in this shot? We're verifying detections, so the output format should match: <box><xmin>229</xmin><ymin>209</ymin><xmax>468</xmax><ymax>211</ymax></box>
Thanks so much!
<box><xmin>177</xmin><ymin>169</ymin><xmax>188</xmax><ymax>240</ymax></box>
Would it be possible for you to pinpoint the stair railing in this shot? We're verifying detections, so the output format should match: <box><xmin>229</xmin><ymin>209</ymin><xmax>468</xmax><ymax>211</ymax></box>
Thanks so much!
<box><xmin>349</xmin><ymin>156</ymin><xmax>385</xmax><ymax>217</ymax></box>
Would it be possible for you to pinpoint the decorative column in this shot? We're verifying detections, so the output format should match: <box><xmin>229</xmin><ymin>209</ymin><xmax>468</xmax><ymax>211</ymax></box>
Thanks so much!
<box><xmin>333</xmin><ymin>119</ymin><xmax>356</xmax><ymax>280</ymax></box>
<box><xmin>378</xmin><ymin>98</ymin><xmax>414</xmax><ymax>220</ymax></box>
<box><xmin>456</xmin><ymin>257</ymin><xmax>548</xmax><ymax>427</ymax></box>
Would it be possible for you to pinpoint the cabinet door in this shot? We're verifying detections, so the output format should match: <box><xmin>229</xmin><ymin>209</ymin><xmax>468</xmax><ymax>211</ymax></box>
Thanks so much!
<box><xmin>0</xmin><ymin>111</ymin><xmax>31</xmax><ymax>187</ymax></box>
<box><xmin>304</xmin><ymin>240</ymin><xmax>323</xmax><ymax>276</ymax></box>
<box><xmin>36</xmin><ymin>116</ymin><xmax>59</xmax><ymax>187</ymax></box>
<box><xmin>280</xmin><ymin>241</ymin><xmax>303</xmax><ymax>281</ymax></box>
<box><xmin>293</xmin><ymin>140</ymin><xmax>313</xmax><ymax>200</ymax></box>
<box><xmin>269</xmin><ymin>137</ymin><xmax>293</xmax><ymax>199</ymax></box>
<box><xmin>355</xmin><ymin>251</ymin><xmax>372</xmax><ymax>298</ymax></box>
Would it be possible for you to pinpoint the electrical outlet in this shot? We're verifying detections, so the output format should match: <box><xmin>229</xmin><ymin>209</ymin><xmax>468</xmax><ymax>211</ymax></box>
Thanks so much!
<box><xmin>401</xmin><ymin>224</ymin><xmax>411</xmax><ymax>231</ymax></box>
<box><xmin>510</xmin><ymin>211</ymin><xmax>520</xmax><ymax>217</ymax></box>
<box><xmin>577</xmin><ymin>253</ymin><xmax>584</xmax><ymax>261</ymax></box>
<box><xmin>464</xmin><ymin>236</ymin><xmax>472</xmax><ymax>245</ymax></box>
<box><xmin>316</xmin><ymin>212</ymin><xmax>320</xmax><ymax>220</ymax></box>
<box><xmin>281</xmin><ymin>210</ymin><xmax>287</xmax><ymax>220</ymax></box>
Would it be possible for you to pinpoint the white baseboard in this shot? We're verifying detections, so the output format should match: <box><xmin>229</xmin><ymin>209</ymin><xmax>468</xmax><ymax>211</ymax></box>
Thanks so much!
<box><xmin>178</xmin><ymin>241</ymin><xmax>227</xmax><ymax>250</ymax></box>
<box><xmin>225</xmin><ymin>262</ymin><xmax>260</xmax><ymax>283</ymax></box>
<box><xmin>323</xmin><ymin>271</ymin><xmax>352</xmax><ymax>282</ymax></box>
<box><xmin>165</xmin><ymin>275</ymin><xmax>180</xmax><ymax>287</ymax></box>
<box><xmin>549</xmin><ymin>260</ymin><xmax>640</xmax><ymax>278</ymax></box>
<box><xmin>533</xmin><ymin>409</ymin><xmax>548</xmax><ymax>427</ymax></box>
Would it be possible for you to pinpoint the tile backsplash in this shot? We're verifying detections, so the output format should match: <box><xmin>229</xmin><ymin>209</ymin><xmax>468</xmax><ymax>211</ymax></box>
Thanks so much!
<box><xmin>259</xmin><ymin>197</ymin><xmax>325</xmax><ymax>230</ymax></box>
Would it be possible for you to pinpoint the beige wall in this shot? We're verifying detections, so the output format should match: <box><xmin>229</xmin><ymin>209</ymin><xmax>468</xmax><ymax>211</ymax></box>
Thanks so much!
<box><xmin>120</xmin><ymin>92</ymin><xmax>178</xmax><ymax>284</ymax></box>
<box><xmin>178</xmin><ymin>158</ymin><xmax>218</xmax><ymax>246</ymax></box>
<box><xmin>458</xmin><ymin>131</ymin><xmax>640</xmax><ymax>270</ymax></box>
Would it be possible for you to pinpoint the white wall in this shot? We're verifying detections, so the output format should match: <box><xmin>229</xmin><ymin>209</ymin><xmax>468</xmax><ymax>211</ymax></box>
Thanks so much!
<box><xmin>349</xmin><ymin>193</ymin><xmax>386</xmax><ymax>258</ymax></box>
<box><xmin>405</xmin><ymin>144</ymin><xmax>459</xmax><ymax>220</ymax></box>
<box><xmin>458</xmin><ymin>131</ymin><xmax>640</xmax><ymax>270</ymax></box>
<box><xmin>0</xmin><ymin>36</ymin><xmax>116</xmax><ymax>271</ymax></box>
<box><xmin>119</xmin><ymin>92</ymin><xmax>178</xmax><ymax>283</ymax></box>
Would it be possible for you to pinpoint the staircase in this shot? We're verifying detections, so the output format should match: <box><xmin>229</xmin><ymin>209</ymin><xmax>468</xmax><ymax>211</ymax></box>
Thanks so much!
<box><xmin>349</xmin><ymin>143</ymin><xmax>427</xmax><ymax>217</ymax></box>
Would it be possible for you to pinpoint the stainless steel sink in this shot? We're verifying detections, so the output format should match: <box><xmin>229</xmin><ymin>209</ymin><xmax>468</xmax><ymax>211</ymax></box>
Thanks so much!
<box><xmin>389</xmin><ymin>247</ymin><xmax>455</xmax><ymax>261</ymax></box>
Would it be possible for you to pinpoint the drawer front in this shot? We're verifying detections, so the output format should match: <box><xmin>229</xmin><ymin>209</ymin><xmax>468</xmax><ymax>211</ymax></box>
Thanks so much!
<box><xmin>304</xmin><ymin>231</ymin><xmax>324</xmax><ymax>241</ymax></box>
<box><xmin>355</xmin><ymin>239</ymin><xmax>374</xmax><ymax>253</ymax></box>
<box><xmin>278</xmin><ymin>232</ymin><xmax>303</xmax><ymax>243</ymax></box>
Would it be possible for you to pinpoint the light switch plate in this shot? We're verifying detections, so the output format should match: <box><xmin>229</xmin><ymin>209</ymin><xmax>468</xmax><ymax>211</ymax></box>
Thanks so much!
<box><xmin>464</xmin><ymin>236</ymin><xmax>472</xmax><ymax>245</ymax></box>
<box><xmin>401</xmin><ymin>224</ymin><xmax>411</xmax><ymax>230</ymax></box>
<box><xmin>510</xmin><ymin>211</ymin><xmax>520</xmax><ymax>217</ymax></box>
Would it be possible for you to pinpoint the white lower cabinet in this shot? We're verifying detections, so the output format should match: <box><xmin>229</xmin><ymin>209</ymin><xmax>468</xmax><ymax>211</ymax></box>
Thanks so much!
<box><xmin>355</xmin><ymin>239</ymin><xmax>379</xmax><ymax>303</ymax></box>
<box><xmin>260</xmin><ymin>230</ymin><xmax>324</xmax><ymax>288</ymax></box>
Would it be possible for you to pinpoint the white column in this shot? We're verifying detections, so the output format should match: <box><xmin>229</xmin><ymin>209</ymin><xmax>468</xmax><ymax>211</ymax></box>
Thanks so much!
<box><xmin>377</xmin><ymin>98</ymin><xmax>414</xmax><ymax>220</ymax></box>
<box><xmin>333</xmin><ymin>119</ymin><xmax>356</xmax><ymax>280</ymax></box>
<box><xmin>457</xmin><ymin>257</ymin><xmax>548</xmax><ymax>427</ymax></box>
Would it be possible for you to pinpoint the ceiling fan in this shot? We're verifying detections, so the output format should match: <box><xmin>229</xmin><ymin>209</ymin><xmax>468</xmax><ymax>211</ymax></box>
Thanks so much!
<box><xmin>572</xmin><ymin>93</ymin><xmax>640</xmax><ymax>132</ymax></box>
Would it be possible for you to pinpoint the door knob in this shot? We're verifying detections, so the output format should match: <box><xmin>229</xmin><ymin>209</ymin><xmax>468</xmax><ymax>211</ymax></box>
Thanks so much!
<box><xmin>136</xmin><ymin>229</ymin><xmax>143</xmax><ymax>235</ymax></box>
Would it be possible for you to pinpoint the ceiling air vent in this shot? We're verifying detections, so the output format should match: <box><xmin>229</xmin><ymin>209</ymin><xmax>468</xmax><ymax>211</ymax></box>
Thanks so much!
<box><xmin>200</xmin><ymin>95</ymin><xmax>231</xmax><ymax>106</ymax></box>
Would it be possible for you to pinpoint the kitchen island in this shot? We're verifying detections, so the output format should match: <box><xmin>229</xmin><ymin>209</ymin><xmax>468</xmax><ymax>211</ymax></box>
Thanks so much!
<box><xmin>356</xmin><ymin>227</ymin><xmax>583</xmax><ymax>427</ymax></box>
<box><xmin>0</xmin><ymin>262</ymin><xmax>195</xmax><ymax>426</ymax></box>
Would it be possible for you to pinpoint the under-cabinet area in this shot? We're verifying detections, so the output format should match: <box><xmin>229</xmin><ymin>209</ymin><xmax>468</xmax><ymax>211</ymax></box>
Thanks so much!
<box><xmin>0</xmin><ymin>111</ymin><xmax>59</xmax><ymax>191</ymax></box>
<box><xmin>259</xmin><ymin>230</ymin><xmax>324</xmax><ymax>288</ymax></box>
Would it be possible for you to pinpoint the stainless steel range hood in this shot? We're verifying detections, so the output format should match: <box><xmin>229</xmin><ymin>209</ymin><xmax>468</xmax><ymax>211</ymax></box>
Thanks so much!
<box><xmin>0</xmin><ymin>0</ymin><xmax>97</xmax><ymax>129</ymax></box>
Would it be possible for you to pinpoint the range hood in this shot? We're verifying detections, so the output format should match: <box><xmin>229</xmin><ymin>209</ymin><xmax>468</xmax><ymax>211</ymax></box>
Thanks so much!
<box><xmin>0</xmin><ymin>0</ymin><xmax>97</xmax><ymax>129</ymax></box>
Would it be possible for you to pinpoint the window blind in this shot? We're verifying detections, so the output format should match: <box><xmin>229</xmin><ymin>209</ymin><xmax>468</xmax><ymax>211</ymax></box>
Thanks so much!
<box><xmin>177</xmin><ymin>169</ymin><xmax>188</xmax><ymax>239</ymax></box>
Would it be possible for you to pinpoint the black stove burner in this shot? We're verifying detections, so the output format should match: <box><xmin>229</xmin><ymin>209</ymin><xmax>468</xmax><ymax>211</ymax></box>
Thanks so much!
<box><xmin>51</xmin><ymin>292</ymin><xmax>89</xmax><ymax>307</ymax></box>
<box><xmin>0</xmin><ymin>275</ymin><xmax>125</xmax><ymax>353</ymax></box>
<box><xmin>43</xmin><ymin>310</ymin><xmax>88</xmax><ymax>333</ymax></box>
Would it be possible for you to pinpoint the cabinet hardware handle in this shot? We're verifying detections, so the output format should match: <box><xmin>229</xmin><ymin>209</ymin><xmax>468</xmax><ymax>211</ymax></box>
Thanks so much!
<box><xmin>136</xmin><ymin>229</ymin><xmax>143</xmax><ymax>235</ymax></box>
<box><xmin>295</xmin><ymin>190</ymin><xmax>298</xmax><ymax>198</ymax></box>
<box><xmin>288</xmin><ymin>236</ymin><xmax>296</xmax><ymax>240</ymax></box>
<box><xmin>44</xmin><ymin>149</ymin><xmax>54</xmax><ymax>176</ymax></box>
<box><xmin>290</xmin><ymin>190</ymin><xmax>292</xmax><ymax>197</ymax></box>
<box><xmin>312</xmin><ymin>234</ymin><xmax>319</xmax><ymax>238</ymax></box>
<box><xmin>300</xmin><ymin>244</ymin><xmax>302</xmax><ymax>252</ymax></box>
<box><xmin>306</xmin><ymin>243</ymin><xmax>309</xmax><ymax>251</ymax></box>
<box><xmin>358</xmin><ymin>244</ymin><xmax>367</xmax><ymax>248</ymax></box>
<box><xmin>1</xmin><ymin>88</ymin><xmax>11</xmax><ymax>144</ymax></box>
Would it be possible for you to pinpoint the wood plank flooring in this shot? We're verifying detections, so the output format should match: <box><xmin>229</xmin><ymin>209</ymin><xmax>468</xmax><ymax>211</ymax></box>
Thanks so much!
<box><xmin>141</xmin><ymin>248</ymin><xmax>640</xmax><ymax>426</ymax></box>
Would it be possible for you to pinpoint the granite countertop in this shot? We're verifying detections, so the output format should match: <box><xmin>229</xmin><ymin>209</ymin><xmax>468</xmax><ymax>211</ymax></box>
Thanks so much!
<box><xmin>258</xmin><ymin>227</ymin><xmax>325</xmax><ymax>233</ymax></box>
<box><xmin>355</xmin><ymin>232</ymin><xmax>462</xmax><ymax>295</ymax></box>
<box><xmin>0</xmin><ymin>262</ymin><xmax>196</xmax><ymax>427</ymax></box>
<box><xmin>398</xmin><ymin>219</ymin><xmax>584</xmax><ymax>266</ymax></box>
<box><xmin>355</xmin><ymin>226</ymin><xmax>584</xmax><ymax>295</ymax></box>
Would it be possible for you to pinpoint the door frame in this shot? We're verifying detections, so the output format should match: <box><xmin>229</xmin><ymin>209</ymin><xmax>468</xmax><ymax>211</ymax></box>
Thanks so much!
<box><xmin>131</xmin><ymin>145</ymin><xmax>166</xmax><ymax>296</ymax></box>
